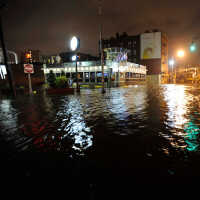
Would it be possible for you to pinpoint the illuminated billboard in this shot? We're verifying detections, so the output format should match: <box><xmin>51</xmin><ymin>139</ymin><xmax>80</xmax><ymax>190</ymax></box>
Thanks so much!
<box><xmin>140</xmin><ymin>32</ymin><xmax>161</xmax><ymax>59</ymax></box>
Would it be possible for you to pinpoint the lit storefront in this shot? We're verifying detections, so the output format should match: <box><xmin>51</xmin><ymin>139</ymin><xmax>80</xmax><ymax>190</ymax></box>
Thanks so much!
<box><xmin>43</xmin><ymin>60</ymin><xmax>146</xmax><ymax>86</ymax></box>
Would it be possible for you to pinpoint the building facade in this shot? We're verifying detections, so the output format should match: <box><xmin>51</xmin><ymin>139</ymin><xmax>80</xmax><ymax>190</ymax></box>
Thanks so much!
<box><xmin>0</xmin><ymin>49</ymin><xmax>18</xmax><ymax>80</ymax></box>
<box><xmin>102</xmin><ymin>30</ymin><xmax>169</xmax><ymax>84</ymax></box>
<box><xmin>43</xmin><ymin>60</ymin><xmax>146</xmax><ymax>87</ymax></box>
<box><xmin>140</xmin><ymin>31</ymin><xmax>168</xmax><ymax>83</ymax></box>
<box><xmin>102</xmin><ymin>32</ymin><xmax>140</xmax><ymax>64</ymax></box>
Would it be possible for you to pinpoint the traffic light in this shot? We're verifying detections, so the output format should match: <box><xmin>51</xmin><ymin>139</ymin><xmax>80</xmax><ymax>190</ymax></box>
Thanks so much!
<box><xmin>190</xmin><ymin>42</ymin><xmax>196</xmax><ymax>52</ymax></box>
<box><xmin>25</xmin><ymin>51</ymin><xmax>32</xmax><ymax>63</ymax></box>
<box><xmin>25</xmin><ymin>53</ymin><xmax>31</xmax><ymax>59</ymax></box>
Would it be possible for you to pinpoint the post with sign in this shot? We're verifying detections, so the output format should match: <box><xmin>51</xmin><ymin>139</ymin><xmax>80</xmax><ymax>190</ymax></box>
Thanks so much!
<box><xmin>24</xmin><ymin>64</ymin><xmax>34</xmax><ymax>94</ymax></box>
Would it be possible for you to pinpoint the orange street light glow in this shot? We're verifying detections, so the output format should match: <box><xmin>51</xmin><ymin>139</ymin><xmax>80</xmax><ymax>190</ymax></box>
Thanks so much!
<box><xmin>177</xmin><ymin>50</ymin><xmax>185</xmax><ymax>58</ymax></box>
<box><xmin>26</xmin><ymin>53</ymin><xmax>31</xmax><ymax>59</ymax></box>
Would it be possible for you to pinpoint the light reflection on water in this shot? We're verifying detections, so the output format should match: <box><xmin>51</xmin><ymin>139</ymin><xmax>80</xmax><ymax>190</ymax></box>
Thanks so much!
<box><xmin>1</xmin><ymin>84</ymin><xmax>200</xmax><ymax>160</ymax></box>
<box><xmin>58</xmin><ymin>97</ymin><xmax>93</xmax><ymax>154</ymax></box>
<box><xmin>163</xmin><ymin>85</ymin><xmax>190</xmax><ymax>129</ymax></box>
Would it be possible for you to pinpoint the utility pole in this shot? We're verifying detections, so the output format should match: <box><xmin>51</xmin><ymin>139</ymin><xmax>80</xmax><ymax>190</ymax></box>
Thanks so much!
<box><xmin>75</xmin><ymin>54</ymin><xmax>79</xmax><ymax>91</ymax></box>
<box><xmin>98</xmin><ymin>0</ymin><xmax>105</xmax><ymax>93</ymax></box>
<box><xmin>0</xmin><ymin>2</ymin><xmax>16</xmax><ymax>97</ymax></box>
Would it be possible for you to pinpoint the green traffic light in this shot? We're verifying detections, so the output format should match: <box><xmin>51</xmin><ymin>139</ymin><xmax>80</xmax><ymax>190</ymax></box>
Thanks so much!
<box><xmin>190</xmin><ymin>43</ymin><xmax>196</xmax><ymax>52</ymax></box>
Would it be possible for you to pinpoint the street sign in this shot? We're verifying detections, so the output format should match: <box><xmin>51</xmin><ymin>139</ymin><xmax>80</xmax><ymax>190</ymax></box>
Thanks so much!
<box><xmin>24</xmin><ymin>64</ymin><xmax>34</xmax><ymax>73</ymax></box>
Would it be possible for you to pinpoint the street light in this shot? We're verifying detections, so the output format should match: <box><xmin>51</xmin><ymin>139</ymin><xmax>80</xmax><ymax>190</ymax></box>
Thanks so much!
<box><xmin>173</xmin><ymin>50</ymin><xmax>185</xmax><ymax>84</ymax></box>
<box><xmin>70</xmin><ymin>36</ymin><xmax>80</xmax><ymax>51</ymax></box>
<box><xmin>98</xmin><ymin>0</ymin><xmax>105</xmax><ymax>94</ymax></box>
<box><xmin>70</xmin><ymin>36</ymin><xmax>80</xmax><ymax>92</ymax></box>
<box><xmin>169</xmin><ymin>58</ymin><xmax>175</xmax><ymax>83</ymax></box>
<box><xmin>190</xmin><ymin>42</ymin><xmax>196</xmax><ymax>52</ymax></box>
<box><xmin>72</xmin><ymin>55</ymin><xmax>77</xmax><ymax>61</ymax></box>
<box><xmin>169</xmin><ymin>59</ymin><xmax>174</xmax><ymax>67</ymax></box>
<box><xmin>177</xmin><ymin>50</ymin><xmax>185</xmax><ymax>58</ymax></box>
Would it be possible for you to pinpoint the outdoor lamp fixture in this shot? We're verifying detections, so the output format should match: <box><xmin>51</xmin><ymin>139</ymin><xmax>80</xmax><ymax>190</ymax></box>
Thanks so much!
<box><xmin>190</xmin><ymin>42</ymin><xmax>196</xmax><ymax>52</ymax></box>
<box><xmin>70</xmin><ymin>36</ymin><xmax>80</xmax><ymax>91</ymax></box>
<box><xmin>169</xmin><ymin>59</ymin><xmax>174</xmax><ymax>66</ymax></box>
<box><xmin>72</xmin><ymin>55</ymin><xmax>77</xmax><ymax>61</ymax></box>
<box><xmin>169</xmin><ymin>58</ymin><xmax>175</xmax><ymax>84</ymax></box>
<box><xmin>70</xmin><ymin>36</ymin><xmax>80</xmax><ymax>52</ymax></box>
<box><xmin>177</xmin><ymin>50</ymin><xmax>185</xmax><ymax>58</ymax></box>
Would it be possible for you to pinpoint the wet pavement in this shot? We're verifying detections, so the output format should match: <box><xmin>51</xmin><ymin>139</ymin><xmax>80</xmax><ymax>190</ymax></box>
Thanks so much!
<box><xmin>1</xmin><ymin>84</ymin><xmax>200</xmax><ymax>194</ymax></box>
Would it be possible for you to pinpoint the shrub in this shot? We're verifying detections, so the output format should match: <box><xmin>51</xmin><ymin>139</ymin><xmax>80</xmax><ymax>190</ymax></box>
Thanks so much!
<box><xmin>55</xmin><ymin>76</ymin><xmax>69</xmax><ymax>88</ymax></box>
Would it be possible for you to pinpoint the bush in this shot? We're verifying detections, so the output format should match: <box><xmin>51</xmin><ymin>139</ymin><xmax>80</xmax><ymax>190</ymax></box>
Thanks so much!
<box><xmin>55</xmin><ymin>76</ymin><xmax>69</xmax><ymax>88</ymax></box>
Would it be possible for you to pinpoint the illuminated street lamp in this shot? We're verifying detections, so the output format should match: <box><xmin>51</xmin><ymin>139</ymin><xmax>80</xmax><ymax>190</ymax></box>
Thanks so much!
<box><xmin>190</xmin><ymin>42</ymin><xmax>196</xmax><ymax>52</ymax></box>
<box><xmin>70</xmin><ymin>36</ymin><xmax>80</xmax><ymax>52</ymax></box>
<box><xmin>70</xmin><ymin>36</ymin><xmax>80</xmax><ymax>91</ymax></box>
<box><xmin>169</xmin><ymin>59</ymin><xmax>174</xmax><ymax>67</ymax></box>
<box><xmin>72</xmin><ymin>55</ymin><xmax>77</xmax><ymax>61</ymax></box>
<box><xmin>177</xmin><ymin>50</ymin><xmax>185</xmax><ymax>58</ymax></box>
<box><xmin>169</xmin><ymin>58</ymin><xmax>175</xmax><ymax>84</ymax></box>
<box><xmin>98</xmin><ymin>0</ymin><xmax>105</xmax><ymax>94</ymax></box>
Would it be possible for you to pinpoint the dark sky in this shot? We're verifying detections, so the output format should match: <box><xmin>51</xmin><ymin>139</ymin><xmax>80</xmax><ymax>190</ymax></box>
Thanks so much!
<box><xmin>2</xmin><ymin>0</ymin><xmax>200</xmax><ymax>63</ymax></box>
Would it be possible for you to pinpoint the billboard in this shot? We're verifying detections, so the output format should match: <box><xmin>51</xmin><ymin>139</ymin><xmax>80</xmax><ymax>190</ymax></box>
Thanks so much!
<box><xmin>140</xmin><ymin>32</ymin><xmax>161</xmax><ymax>59</ymax></box>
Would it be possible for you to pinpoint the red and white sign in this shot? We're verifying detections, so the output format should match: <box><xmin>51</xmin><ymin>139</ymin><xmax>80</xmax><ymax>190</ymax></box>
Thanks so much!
<box><xmin>24</xmin><ymin>64</ymin><xmax>34</xmax><ymax>74</ymax></box>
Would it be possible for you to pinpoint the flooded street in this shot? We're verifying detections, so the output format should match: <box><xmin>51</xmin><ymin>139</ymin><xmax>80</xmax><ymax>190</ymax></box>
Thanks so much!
<box><xmin>1</xmin><ymin>84</ymin><xmax>200</xmax><ymax>185</ymax></box>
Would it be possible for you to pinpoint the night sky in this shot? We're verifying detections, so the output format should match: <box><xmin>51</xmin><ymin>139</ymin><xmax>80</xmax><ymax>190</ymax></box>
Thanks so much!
<box><xmin>2</xmin><ymin>0</ymin><xmax>200</xmax><ymax>63</ymax></box>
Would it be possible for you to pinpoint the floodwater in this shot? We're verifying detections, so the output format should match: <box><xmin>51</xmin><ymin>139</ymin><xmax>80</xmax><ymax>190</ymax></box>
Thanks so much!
<box><xmin>1</xmin><ymin>84</ymin><xmax>200</xmax><ymax>187</ymax></box>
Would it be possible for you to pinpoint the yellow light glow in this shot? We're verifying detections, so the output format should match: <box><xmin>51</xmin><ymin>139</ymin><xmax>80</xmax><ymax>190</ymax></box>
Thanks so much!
<box><xmin>26</xmin><ymin>53</ymin><xmax>31</xmax><ymax>59</ymax></box>
<box><xmin>177</xmin><ymin>50</ymin><xmax>185</xmax><ymax>58</ymax></box>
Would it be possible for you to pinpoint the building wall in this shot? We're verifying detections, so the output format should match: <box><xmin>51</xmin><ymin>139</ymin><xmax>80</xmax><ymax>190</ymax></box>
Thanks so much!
<box><xmin>140</xmin><ymin>59</ymin><xmax>161</xmax><ymax>75</ymax></box>
<box><xmin>140</xmin><ymin>31</ymin><xmax>168</xmax><ymax>79</ymax></box>
<box><xmin>161</xmin><ymin>32</ymin><xmax>168</xmax><ymax>74</ymax></box>
<box><xmin>140</xmin><ymin>32</ymin><xmax>161</xmax><ymax>59</ymax></box>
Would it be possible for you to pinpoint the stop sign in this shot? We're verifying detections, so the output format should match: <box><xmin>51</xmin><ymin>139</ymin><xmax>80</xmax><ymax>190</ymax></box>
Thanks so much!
<box><xmin>24</xmin><ymin>64</ymin><xmax>34</xmax><ymax>74</ymax></box>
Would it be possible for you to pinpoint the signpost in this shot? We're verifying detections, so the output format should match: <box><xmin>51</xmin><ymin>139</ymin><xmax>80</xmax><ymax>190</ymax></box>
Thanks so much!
<box><xmin>24</xmin><ymin>64</ymin><xmax>34</xmax><ymax>94</ymax></box>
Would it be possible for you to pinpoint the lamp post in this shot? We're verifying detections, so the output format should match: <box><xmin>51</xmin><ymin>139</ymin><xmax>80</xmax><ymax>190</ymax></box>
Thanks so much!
<box><xmin>177</xmin><ymin>50</ymin><xmax>185</xmax><ymax>83</ymax></box>
<box><xmin>169</xmin><ymin>50</ymin><xmax>185</xmax><ymax>84</ymax></box>
<box><xmin>98</xmin><ymin>0</ymin><xmax>105</xmax><ymax>93</ymax></box>
<box><xmin>70</xmin><ymin>36</ymin><xmax>80</xmax><ymax>92</ymax></box>
<box><xmin>169</xmin><ymin>58</ymin><xmax>175</xmax><ymax>83</ymax></box>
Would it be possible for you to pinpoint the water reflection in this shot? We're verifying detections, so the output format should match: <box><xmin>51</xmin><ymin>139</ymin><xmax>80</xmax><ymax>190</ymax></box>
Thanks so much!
<box><xmin>184</xmin><ymin>121</ymin><xmax>200</xmax><ymax>152</ymax></box>
<box><xmin>60</xmin><ymin>96</ymin><xmax>93</xmax><ymax>154</ymax></box>
<box><xmin>0</xmin><ymin>99</ymin><xmax>18</xmax><ymax>140</ymax></box>
<box><xmin>102</xmin><ymin>87</ymin><xmax>148</xmax><ymax>136</ymax></box>
<box><xmin>108</xmin><ymin>86</ymin><xmax>148</xmax><ymax>119</ymax></box>
<box><xmin>160</xmin><ymin>85</ymin><xmax>200</xmax><ymax>153</ymax></box>
<box><xmin>163</xmin><ymin>85</ymin><xmax>190</xmax><ymax>129</ymax></box>
<box><xmin>1</xmin><ymin>85</ymin><xmax>200</xmax><ymax>166</ymax></box>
